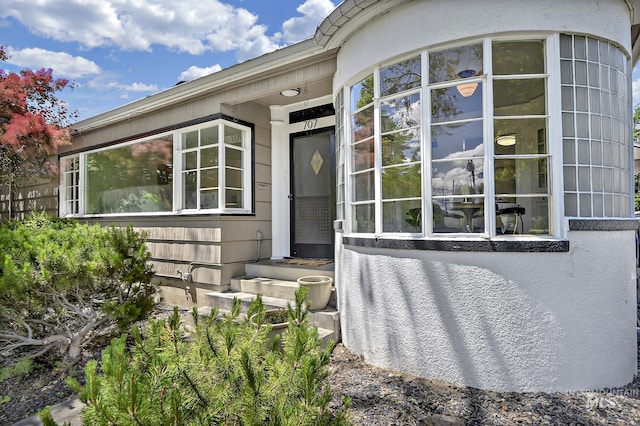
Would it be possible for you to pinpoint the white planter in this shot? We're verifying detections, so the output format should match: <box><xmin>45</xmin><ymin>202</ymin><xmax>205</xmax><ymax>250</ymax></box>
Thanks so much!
<box><xmin>296</xmin><ymin>276</ymin><xmax>333</xmax><ymax>310</ymax></box>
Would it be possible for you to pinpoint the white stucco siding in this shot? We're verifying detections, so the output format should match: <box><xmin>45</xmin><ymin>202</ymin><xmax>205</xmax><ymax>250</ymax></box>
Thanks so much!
<box><xmin>333</xmin><ymin>0</ymin><xmax>631</xmax><ymax>91</ymax></box>
<box><xmin>337</xmin><ymin>230</ymin><xmax>637</xmax><ymax>392</ymax></box>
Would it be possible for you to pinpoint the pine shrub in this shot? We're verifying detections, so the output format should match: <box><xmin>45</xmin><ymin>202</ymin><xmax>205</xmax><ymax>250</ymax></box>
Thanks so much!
<box><xmin>67</xmin><ymin>288</ymin><xmax>351</xmax><ymax>425</ymax></box>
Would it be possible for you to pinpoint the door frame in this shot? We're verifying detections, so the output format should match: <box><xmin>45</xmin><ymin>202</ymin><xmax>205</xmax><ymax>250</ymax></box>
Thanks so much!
<box><xmin>289</xmin><ymin>126</ymin><xmax>336</xmax><ymax>258</ymax></box>
<box><xmin>270</xmin><ymin>95</ymin><xmax>335</xmax><ymax>259</ymax></box>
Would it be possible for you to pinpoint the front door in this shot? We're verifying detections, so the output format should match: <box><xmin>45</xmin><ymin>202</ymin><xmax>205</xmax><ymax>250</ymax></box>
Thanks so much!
<box><xmin>290</xmin><ymin>127</ymin><xmax>336</xmax><ymax>258</ymax></box>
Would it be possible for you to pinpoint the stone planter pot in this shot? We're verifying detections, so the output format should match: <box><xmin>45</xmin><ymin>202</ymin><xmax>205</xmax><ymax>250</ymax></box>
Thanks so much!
<box><xmin>296</xmin><ymin>276</ymin><xmax>333</xmax><ymax>310</ymax></box>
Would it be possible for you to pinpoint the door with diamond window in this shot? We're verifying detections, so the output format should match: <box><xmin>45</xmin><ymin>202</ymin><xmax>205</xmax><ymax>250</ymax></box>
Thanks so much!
<box><xmin>290</xmin><ymin>127</ymin><xmax>336</xmax><ymax>258</ymax></box>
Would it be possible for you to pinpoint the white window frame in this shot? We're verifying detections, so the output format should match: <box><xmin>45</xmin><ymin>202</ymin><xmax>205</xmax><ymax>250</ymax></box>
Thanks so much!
<box><xmin>59</xmin><ymin>118</ymin><xmax>253</xmax><ymax>217</ymax></box>
<box><xmin>345</xmin><ymin>34</ymin><xmax>563</xmax><ymax>239</ymax></box>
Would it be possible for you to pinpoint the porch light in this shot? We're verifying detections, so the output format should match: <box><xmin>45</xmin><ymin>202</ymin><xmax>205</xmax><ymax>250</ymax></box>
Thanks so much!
<box><xmin>456</xmin><ymin>69</ymin><xmax>478</xmax><ymax>97</ymax></box>
<box><xmin>496</xmin><ymin>134</ymin><xmax>517</xmax><ymax>146</ymax></box>
<box><xmin>280</xmin><ymin>88</ymin><xmax>300</xmax><ymax>97</ymax></box>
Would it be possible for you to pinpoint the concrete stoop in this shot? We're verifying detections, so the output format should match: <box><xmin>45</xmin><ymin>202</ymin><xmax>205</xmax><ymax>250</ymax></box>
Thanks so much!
<box><xmin>195</xmin><ymin>290</ymin><xmax>340</xmax><ymax>347</ymax></box>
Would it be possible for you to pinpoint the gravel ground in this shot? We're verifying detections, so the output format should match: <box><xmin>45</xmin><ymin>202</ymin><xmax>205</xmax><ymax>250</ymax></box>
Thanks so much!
<box><xmin>3</xmin><ymin>306</ymin><xmax>640</xmax><ymax>425</ymax></box>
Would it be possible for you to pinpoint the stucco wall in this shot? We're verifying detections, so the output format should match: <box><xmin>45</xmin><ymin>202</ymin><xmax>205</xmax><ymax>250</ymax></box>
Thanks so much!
<box><xmin>333</xmin><ymin>0</ymin><xmax>631</xmax><ymax>91</ymax></box>
<box><xmin>337</xmin><ymin>230</ymin><xmax>637</xmax><ymax>392</ymax></box>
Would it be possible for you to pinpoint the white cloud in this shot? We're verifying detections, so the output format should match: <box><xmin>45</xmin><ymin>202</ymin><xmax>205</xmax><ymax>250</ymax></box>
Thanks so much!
<box><xmin>88</xmin><ymin>79</ymin><xmax>158</xmax><ymax>93</ymax></box>
<box><xmin>0</xmin><ymin>0</ymin><xmax>282</xmax><ymax>61</ymax></box>
<box><xmin>179</xmin><ymin>64</ymin><xmax>222</xmax><ymax>82</ymax></box>
<box><xmin>5</xmin><ymin>46</ymin><xmax>100</xmax><ymax>79</ymax></box>
<box><xmin>279</xmin><ymin>0</ymin><xmax>335</xmax><ymax>44</ymax></box>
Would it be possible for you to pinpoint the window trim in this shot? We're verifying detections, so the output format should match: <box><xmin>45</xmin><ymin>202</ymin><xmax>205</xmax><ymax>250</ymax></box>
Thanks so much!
<box><xmin>59</xmin><ymin>115</ymin><xmax>255</xmax><ymax>218</ymax></box>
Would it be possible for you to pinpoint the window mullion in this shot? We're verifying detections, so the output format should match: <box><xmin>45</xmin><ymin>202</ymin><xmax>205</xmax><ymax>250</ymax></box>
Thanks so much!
<box><xmin>484</xmin><ymin>38</ymin><xmax>496</xmax><ymax>237</ymax></box>
<box><xmin>423</xmin><ymin>52</ymin><xmax>434</xmax><ymax>236</ymax></box>
<box><xmin>219</xmin><ymin>125</ymin><xmax>225</xmax><ymax>210</ymax></box>
<box><xmin>373</xmin><ymin>69</ymin><xmax>383</xmax><ymax>234</ymax></box>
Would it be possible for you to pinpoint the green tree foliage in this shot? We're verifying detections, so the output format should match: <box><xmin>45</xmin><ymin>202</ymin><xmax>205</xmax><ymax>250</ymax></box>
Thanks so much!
<box><xmin>0</xmin><ymin>213</ymin><xmax>156</xmax><ymax>366</ymax></box>
<box><xmin>66</xmin><ymin>289</ymin><xmax>351</xmax><ymax>425</ymax></box>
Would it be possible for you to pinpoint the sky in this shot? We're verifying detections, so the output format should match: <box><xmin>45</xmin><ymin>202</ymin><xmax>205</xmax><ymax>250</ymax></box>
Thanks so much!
<box><xmin>2</xmin><ymin>0</ymin><xmax>640</xmax><ymax>123</ymax></box>
<box><xmin>0</xmin><ymin>0</ymin><xmax>337</xmax><ymax>122</ymax></box>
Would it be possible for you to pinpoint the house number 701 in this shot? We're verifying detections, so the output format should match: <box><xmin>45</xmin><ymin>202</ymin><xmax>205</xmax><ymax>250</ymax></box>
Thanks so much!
<box><xmin>304</xmin><ymin>119</ymin><xmax>318</xmax><ymax>129</ymax></box>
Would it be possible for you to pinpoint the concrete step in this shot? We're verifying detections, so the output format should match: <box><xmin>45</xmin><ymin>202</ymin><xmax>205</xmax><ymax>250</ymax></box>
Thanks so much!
<box><xmin>245</xmin><ymin>261</ymin><xmax>334</xmax><ymax>282</ymax></box>
<box><xmin>204</xmin><ymin>291</ymin><xmax>339</xmax><ymax>329</ymax></box>
<box><xmin>230</xmin><ymin>277</ymin><xmax>299</xmax><ymax>300</ymax></box>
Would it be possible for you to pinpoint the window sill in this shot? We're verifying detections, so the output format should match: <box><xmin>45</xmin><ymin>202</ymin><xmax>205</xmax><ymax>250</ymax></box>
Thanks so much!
<box><xmin>342</xmin><ymin>235</ymin><xmax>569</xmax><ymax>252</ymax></box>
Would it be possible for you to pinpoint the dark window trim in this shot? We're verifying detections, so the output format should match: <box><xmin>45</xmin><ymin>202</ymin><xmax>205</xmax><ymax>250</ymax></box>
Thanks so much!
<box><xmin>568</xmin><ymin>219</ymin><xmax>639</xmax><ymax>231</ymax></box>
<box><xmin>342</xmin><ymin>236</ymin><xmax>569</xmax><ymax>252</ymax></box>
<box><xmin>64</xmin><ymin>113</ymin><xmax>253</xmax><ymax>156</ymax></box>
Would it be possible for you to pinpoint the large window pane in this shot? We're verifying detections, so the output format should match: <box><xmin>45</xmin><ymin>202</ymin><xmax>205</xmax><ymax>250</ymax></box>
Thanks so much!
<box><xmin>494</xmin><ymin>158</ymin><xmax>548</xmax><ymax>195</ymax></box>
<box><xmin>352</xmin><ymin>106</ymin><xmax>374</xmax><ymax>142</ymax></box>
<box><xmin>382</xmin><ymin>130</ymin><xmax>420</xmax><ymax>166</ymax></box>
<box><xmin>353</xmin><ymin>171</ymin><xmax>375</xmax><ymax>202</ymax></box>
<box><xmin>382</xmin><ymin>164</ymin><xmax>421</xmax><ymax>199</ymax></box>
<box><xmin>494</xmin><ymin>119</ymin><xmax>547</xmax><ymax>155</ymax></box>
<box><xmin>353</xmin><ymin>139</ymin><xmax>375</xmax><ymax>172</ymax></box>
<box><xmin>496</xmin><ymin>196</ymin><xmax>549</xmax><ymax>235</ymax></box>
<box><xmin>86</xmin><ymin>136</ymin><xmax>173</xmax><ymax>214</ymax></box>
<box><xmin>201</xmin><ymin>126</ymin><xmax>218</xmax><ymax>146</ymax></box>
<box><xmin>429</xmin><ymin>44</ymin><xmax>483</xmax><ymax>84</ymax></box>
<box><xmin>353</xmin><ymin>203</ymin><xmax>375</xmax><ymax>233</ymax></box>
<box><xmin>432</xmin><ymin>198</ymin><xmax>484</xmax><ymax>233</ymax></box>
<box><xmin>351</xmin><ymin>74</ymin><xmax>374</xmax><ymax>110</ymax></box>
<box><xmin>493</xmin><ymin>41</ymin><xmax>545</xmax><ymax>75</ymax></box>
<box><xmin>383</xmin><ymin>199</ymin><xmax>422</xmax><ymax>233</ymax></box>
<box><xmin>432</xmin><ymin>159</ymin><xmax>484</xmax><ymax>196</ymax></box>
<box><xmin>380</xmin><ymin>56</ymin><xmax>421</xmax><ymax>97</ymax></box>
<box><xmin>432</xmin><ymin>121</ymin><xmax>483</xmax><ymax>160</ymax></box>
<box><xmin>431</xmin><ymin>84</ymin><xmax>482</xmax><ymax>122</ymax></box>
<box><xmin>224</xmin><ymin>126</ymin><xmax>243</xmax><ymax>147</ymax></box>
<box><xmin>493</xmin><ymin>79</ymin><xmax>546</xmax><ymax>116</ymax></box>
<box><xmin>381</xmin><ymin>93</ymin><xmax>421</xmax><ymax>132</ymax></box>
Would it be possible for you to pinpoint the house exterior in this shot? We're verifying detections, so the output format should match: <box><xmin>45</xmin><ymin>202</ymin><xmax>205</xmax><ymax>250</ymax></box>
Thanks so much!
<box><xmin>33</xmin><ymin>0</ymin><xmax>640</xmax><ymax>392</ymax></box>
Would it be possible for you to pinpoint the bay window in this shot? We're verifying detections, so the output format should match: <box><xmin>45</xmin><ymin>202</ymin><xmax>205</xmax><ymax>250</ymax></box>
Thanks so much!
<box><xmin>347</xmin><ymin>37</ymin><xmax>554</xmax><ymax>237</ymax></box>
<box><xmin>59</xmin><ymin>117</ymin><xmax>252</xmax><ymax>216</ymax></box>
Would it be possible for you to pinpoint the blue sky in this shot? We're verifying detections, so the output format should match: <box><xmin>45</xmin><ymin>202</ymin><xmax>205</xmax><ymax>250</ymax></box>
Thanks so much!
<box><xmin>2</xmin><ymin>0</ymin><xmax>640</xmax><ymax>123</ymax></box>
<box><xmin>0</xmin><ymin>0</ymin><xmax>336</xmax><ymax>121</ymax></box>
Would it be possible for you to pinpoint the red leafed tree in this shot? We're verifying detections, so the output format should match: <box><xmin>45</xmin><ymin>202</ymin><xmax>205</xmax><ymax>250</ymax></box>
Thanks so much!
<box><xmin>0</xmin><ymin>46</ymin><xmax>76</xmax><ymax>218</ymax></box>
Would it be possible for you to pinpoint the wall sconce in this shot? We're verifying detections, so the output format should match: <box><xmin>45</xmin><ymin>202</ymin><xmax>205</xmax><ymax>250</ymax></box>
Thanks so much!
<box><xmin>280</xmin><ymin>88</ymin><xmax>300</xmax><ymax>97</ymax></box>
<box><xmin>456</xmin><ymin>70</ymin><xmax>478</xmax><ymax>97</ymax></box>
<box><xmin>496</xmin><ymin>134</ymin><xmax>517</xmax><ymax>146</ymax></box>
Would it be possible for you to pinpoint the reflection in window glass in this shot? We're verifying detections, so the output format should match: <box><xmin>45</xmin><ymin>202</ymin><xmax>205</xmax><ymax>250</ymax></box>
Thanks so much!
<box><xmin>432</xmin><ymin>159</ymin><xmax>484</xmax><ymax>197</ymax></box>
<box><xmin>496</xmin><ymin>196</ymin><xmax>549</xmax><ymax>235</ymax></box>
<box><xmin>431</xmin><ymin>85</ymin><xmax>483</xmax><ymax>123</ymax></box>
<box><xmin>351</xmin><ymin>74</ymin><xmax>374</xmax><ymax>110</ymax></box>
<box><xmin>429</xmin><ymin>44</ymin><xmax>483</xmax><ymax>84</ymax></box>
<box><xmin>354</xmin><ymin>203</ymin><xmax>375</xmax><ymax>233</ymax></box>
<box><xmin>382</xmin><ymin>130</ymin><xmax>420</xmax><ymax>166</ymax></box>
<box><xmin>354</xmin><ymin>171</ymin><xmax>375</xmax><ymax>202</ymax></box>
<box><xmin>352</xmin><ymin>106</ymin><xmax>374</xmax><ymax>142</ymax></box>
<box><xmin>432</xmin><ymin>198</ymin><xmax>484</xmax><ymax>233</ymax></box>
<box><xmin>493</xmin><ymin>41</ymin><xmax>545</xmax><ymax>75</ymax></box>
<box><xmin>86</xmin><ymin>136</ymin><xmax>174</xmax><ymax>214</ymax></box>
<box><xmin>432</xmin><ymin>121</ymin><xmax>483</xmax><ymax>160</ymax></box>
<box><xmin>381</xmin><ymin>93</ymin><xmax>421</xmax><ymax>132</ymax></box>
<box><xmin>380</xmin><ymin>56</ymin><xmax>421</xmax><ymax>97</ymax></box>
<box><xmin>353</xmin><ymin>139</ymin><xmax>375</xmax><ymax>172</ymax></box>
<box><xmin>494</xmin><ymin>158</ymin><xmax>548</xmax><ymax>195</ymax></box>
<box><xmin>383</xmin><ymin>199</ymin><xmax>422</xmax><ymax>233</ymax></box>
<box><xmin>382</xmin><ymin>164</ymin><xmax>421</xmax><ymax>199</ymax></box>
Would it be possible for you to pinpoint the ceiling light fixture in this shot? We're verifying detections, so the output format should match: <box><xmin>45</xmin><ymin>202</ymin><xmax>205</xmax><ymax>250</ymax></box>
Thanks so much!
<box><xmin>496</xmin><ymin>134</ymin><xmax>517</xmax><ymax>146</ymax></box>
<box><xmin>280</xmin><ymin>88</ymin><xmax>300</xmax><ymax>97</ymax></box>
<box><xmin>456</xmin><ymin>69</ymin><xmax>478</xmax><ymax>97</ymax></box>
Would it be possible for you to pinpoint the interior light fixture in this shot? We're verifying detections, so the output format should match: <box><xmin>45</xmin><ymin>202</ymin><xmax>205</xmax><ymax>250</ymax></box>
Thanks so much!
<box><xmin>280</xmin><ymin>88</ymin><xmax>300</xmax><ymax>97</ymax></box>
<box><xmin>456</xmin><ymin>69</ymin><xmax>478</xmax><ymax>97</ymax></box>
<box><xmin>496</xmin><ymin>134</ymin><xmax>517</xmax><ymax>146</ymax></box>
